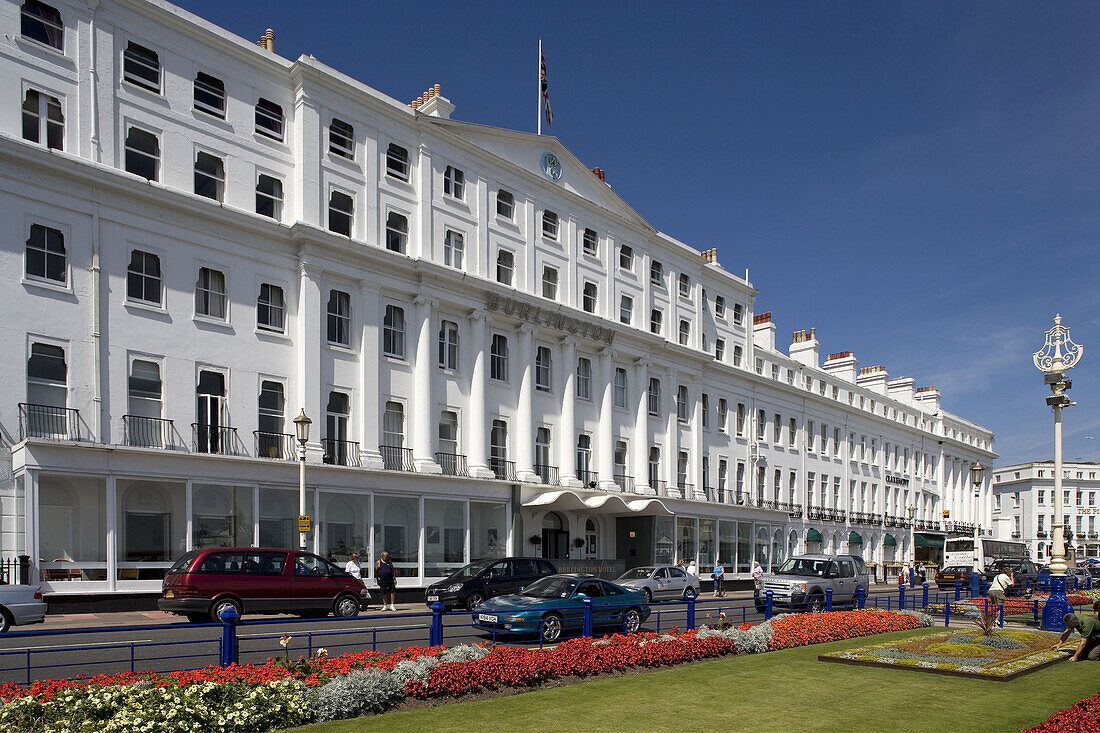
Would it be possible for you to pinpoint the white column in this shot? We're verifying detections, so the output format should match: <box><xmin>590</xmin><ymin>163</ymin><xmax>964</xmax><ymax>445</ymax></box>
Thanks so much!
<box><xmin>359</xmin><ymin>283</ymin><xmax>383</xmax><ymax>469</ymax></box>
<box><xmin>515</xmin><ymin>325</ymin><xmax>538</xmax><ymax>482</ymax></box>
<box><xmin>690</xmin><ymin>379</ymin><xmax>703</xmax><ymax>499</ymax></box>
<box><xmin>633</xmin><ymin>359</ymin><xmax>651</xmax><ymax>494</ymax></box>
<box><xmin>559</xmin><ymin>337</ymin><xmax>580</xmax><ymax>488</ymax></box>
<box><xmin>598</xmin><ymin>348</ymin><xmax>616</xmax><ymax>490</ymax></box>
<box><xmin>468</xmin><ymin>310</ymin><xmax>492</xmax><ymax>478</ymax></box>
<box><xmin>296</xmin><ymin>260</ymin><xmax>324</xmax><ymax>461</ymax></box>
<box><xmin>665</xmin><ymin>369</ymin><xmax>679</xmax><ymax>497</ymax></box>
<box><xmin>412</xmin><ymin>295</ymin><xmax>441</xmax><ymax>473</ymax></box>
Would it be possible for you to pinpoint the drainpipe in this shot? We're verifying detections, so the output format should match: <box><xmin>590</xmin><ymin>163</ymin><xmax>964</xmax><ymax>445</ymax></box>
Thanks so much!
<box><xmin>91</xmin><ymin>202</ymin><xmax>103</xmax><ymax>441</ymax></box>
<box><xmin>87</xmin><ymin>0</ymin><xmax>100</xmax><ymax>162</ymax></box>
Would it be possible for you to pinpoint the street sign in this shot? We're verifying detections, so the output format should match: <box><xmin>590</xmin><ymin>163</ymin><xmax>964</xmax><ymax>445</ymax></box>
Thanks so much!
<box><xmin>298</xmin><ymin>515</ymin><xmax>311</xmax><ymax>532</ymax></box>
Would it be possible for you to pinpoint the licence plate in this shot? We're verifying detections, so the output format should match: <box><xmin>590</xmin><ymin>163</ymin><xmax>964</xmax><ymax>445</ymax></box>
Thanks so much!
<box><xmin>478</xmin><ymin>613</ymin><xmax>499</xmax><ymax>623</ymax></box>
<box><xmin>427</xmin><ymin>595</ymin><xmax>439</xmax><ymax>602</ymax></box>
<box><xmin>165</xmin><ymin>590</ymin><xmax>175</xmax><ymax>598</ymax></box>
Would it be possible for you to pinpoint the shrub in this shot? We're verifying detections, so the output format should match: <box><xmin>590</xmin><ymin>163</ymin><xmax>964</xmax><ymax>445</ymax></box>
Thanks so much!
<box><xmin>925</xmin><ymin>642</ymin><xmax>990</xmax><ymax>657</ymax></box>
<box><xmin>975</xmin><ymin>635</ymin><xmax>1025</xmax><ymax>650</ymax></box>
<box><xmin>309</xmin><ymin>668</ymin><xmax>404</xmax><ymax>721</ymax></box>
<box><xmin>897</xmin><ymin>609</ymin><xmax>936</xmax><ymax>627</ymax></box>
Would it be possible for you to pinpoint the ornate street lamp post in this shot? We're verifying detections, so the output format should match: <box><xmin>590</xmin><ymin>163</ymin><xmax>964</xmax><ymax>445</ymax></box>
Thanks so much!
<box><xmin>907</xmin><ymin>505</ymin><xmax>916</xmax><ymax>587</ymax></box>
<box><xmin>294</xmin><ymin>409</ymin><xmax>312</xmax><ymax>551</ymax></box>
<box><xmin>1033</xmin><ymin>314</ymin><xmax>1083</xmax><ymax>631</ymax></box>
<box><xmin>970</xmin><ymin>461</ymin><xmax>984</xmax><ymax>598</ymax></box>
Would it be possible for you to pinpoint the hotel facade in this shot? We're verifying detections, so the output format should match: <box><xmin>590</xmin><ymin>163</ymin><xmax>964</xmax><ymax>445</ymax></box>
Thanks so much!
<box><xmin>1</xmin><ymin>0</ymin><xmax>997</xmax><ymax>598</ymax></box>
<box><xmin>992</xmin><ymin>462</ymin><xmax>1100</xmax><ymax>564</ymax></box>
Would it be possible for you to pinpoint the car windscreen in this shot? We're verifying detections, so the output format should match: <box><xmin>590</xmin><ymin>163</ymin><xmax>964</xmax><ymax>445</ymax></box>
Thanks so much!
<box><xmin>775</xmin><ymin>558</ymin><xmax>830</xmax><ymax>577</ymax></box>
<box><xmin>167</xmin><ymin>551</ymin><xmax>201</xmax><ymax>574</ymax></box>
<box><xmin>618</xmin><ymin>567</ymin><xmax>655</xmax><ymax>581</ymax></box>
<box><xmin>521</xmin><ymin>576</ymin><xmax>579</xmax><ymax>599</ymax></box>
<box><xmin>444</xmin><ymin>561</ymin><xmax>492</xmax><ymax>581</ymax></box>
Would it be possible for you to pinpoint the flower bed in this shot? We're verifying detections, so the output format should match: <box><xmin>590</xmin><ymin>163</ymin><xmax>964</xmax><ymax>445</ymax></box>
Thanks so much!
<box><xmin>1024</xmin><ymin>691</ymin><xmax>1100</xmax><ymax>732</ymax></box>
<box><xmin>0</xmin><ymin>610</ymin><xmax>932</xmax><ymax>732</ymax></box>
<box><xmin>820</xmin><ymin>628</ymin><xmax>1069</xmax><ymax>680</ymax></box>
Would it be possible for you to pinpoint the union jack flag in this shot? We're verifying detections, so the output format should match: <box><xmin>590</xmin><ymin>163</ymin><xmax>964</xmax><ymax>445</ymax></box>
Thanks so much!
<box><xmin>540</xmin><ymin>50</ymin><xmax>553</xmax><ymax>127</ymax></box>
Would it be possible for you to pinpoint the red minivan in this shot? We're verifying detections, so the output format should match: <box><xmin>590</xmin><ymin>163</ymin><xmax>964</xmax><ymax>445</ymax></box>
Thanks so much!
<box><xmin>158</xmin><ymin>548</ymin><xmax>370</xmax><ymax>623</ymax></box>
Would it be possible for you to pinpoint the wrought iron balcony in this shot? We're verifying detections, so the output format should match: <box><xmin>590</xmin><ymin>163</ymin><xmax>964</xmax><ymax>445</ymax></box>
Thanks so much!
<box><xmin>787</xmin><ymin>503</ymin><xmax>804</xmax><ymax>519</ymax></box>
<box><xmin>1010</xmin><ymin>532</ymin><xmax>1022</xmax><ymax>538</ymax></box>
<box><xmin>379</xmin><ymin>444</ymin><xmax>414</xmax><ymax>471</ymax></box>
<box><xmin>323</xmin><ymin>438</ymin><xmax>361</xmax><ymax>467</ymax></box>
<box><xmin>191</xmin><ymin>423</ymin><xmax>241</xmax><ymax>455</ymax></box>
<box><xmin>1089</xmin><ymin>531</ymin><xmax>1098</xmax><ymax>539</ymax></box>
<box><xmin>19</xmin><ymin>403</ymin><xmax>81</xmax><ymax>441</ymax></box>
<box><xmin>534</xmin><ymin>464</ymin><xmax>559</xmax><ymax>485</ymax></box>
<box><xmin>677</xmin><ymin>482</ymin><xmax>695</xmax><ymax>498</ymax></box>
<box><xmin>490</xmin><ymin>458</ymin><xmax>517</xmax><ymax>481</ymax></box>
<box><xmin>650</xmin><ymin>478</ymin><xmax>667</xmax><ymax>494</ymax></box>
<box><xmin>807</xmin><ymin>505</ymin><xmax>828</xmax><ymax>521</ymax></box>
<box><xmin>575</xmin><ymin>469</ymin><xmax>599</xmax><ymax>488</ymax></box>
<box><xmin>124</xmin><ymin>415</ymin><xmax>174</xmax><ymax>449</ymax></box>
<box><xmin>254</xmin><ymin>430</ymin><xmax>295</xmax><ymax>460</ymax></box>
<box><xmin>734</xmin><ymin>491</ymin><xmax>753</xmax><ymax>506</ymax></box>
<box><xmin>435</xmin><ymin>452</ymin><xmax>468</xmax><ymax>476</ymax></box>
<box><xmin>613</xmin><ymin>474</ymin><xmax>635</xmax><ymax>493</ymax></box>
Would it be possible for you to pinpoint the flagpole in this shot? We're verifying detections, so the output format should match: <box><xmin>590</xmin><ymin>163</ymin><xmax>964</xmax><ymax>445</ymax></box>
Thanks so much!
<box><xmin>537</xmin><ymin>39</ymin><xmax>542</xmax><ymax>136</ymax></box>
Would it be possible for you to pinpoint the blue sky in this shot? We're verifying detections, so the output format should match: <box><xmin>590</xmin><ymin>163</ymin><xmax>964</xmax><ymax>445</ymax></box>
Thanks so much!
<box><xmin>176</xmin><ymin>1</ymin><xmax>1100</xmax><ymax>467</ymax></box>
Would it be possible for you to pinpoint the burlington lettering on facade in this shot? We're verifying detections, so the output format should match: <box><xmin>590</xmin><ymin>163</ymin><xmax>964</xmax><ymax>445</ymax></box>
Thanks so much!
<box><xmin>486</xmin><ymin>293</ymin><xmax>614</xmax><ymax>346</ymax></box>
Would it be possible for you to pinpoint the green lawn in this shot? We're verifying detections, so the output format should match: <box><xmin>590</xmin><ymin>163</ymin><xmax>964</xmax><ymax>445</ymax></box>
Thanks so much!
<box><xmin>286</xmin><ymin>629</ymin><xmax>1095</xmax><ymax>733</ymax></box>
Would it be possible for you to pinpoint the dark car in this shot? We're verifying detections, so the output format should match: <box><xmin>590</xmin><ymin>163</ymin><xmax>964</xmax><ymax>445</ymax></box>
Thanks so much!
<box><xmin>934</xmin><ymin>565</ymin><xmax>976</xmax><ymax>590</ymax></box>
<box><xmin>158</xmin><ymin>548</ymin><xmax>371</xmax><ymax>623</ymax></box>
<box><xmin>424</xmin><ymin>557</ymin><xmax>556</xmax><ymax>610</ymax></box>
<box><xmin>981</xmin><ymin>558</ymin><xmax>1038</xmax><ymax>596</ymax></box>
<box><xmin>471</xmin><ymin>574</ymin><xmax>650</xmax><ymax>641</ymax></box>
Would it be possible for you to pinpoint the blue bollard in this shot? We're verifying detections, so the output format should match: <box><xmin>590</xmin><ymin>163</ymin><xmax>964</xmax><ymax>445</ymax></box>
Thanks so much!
<box><xmin>685</xmin><ymin>592</ymin><xmax>696</xmax><ymax>630</ymax></box>
<box><xmin>219</xmin><ymin>606</ymin><xmax>240</xmax><ymax>667</ymax></box>
<box><xmin>922</xmin><ymin>582</ymin><xmax>929</xmax><ymax>609</ymax></box>
<box><xmin>944</xmin><ymin>595</ymin><xmax>951</xmax><ymax>627</ymax></box>
<box><xmin>857</xmin><ymin>585</ymin><xmax>865</xmax><ymax>610</ymax></box>
<box><xmin>825</xmin><ymin>588</ymin><xmax>833</xmax><ymax>612</ymax></box>
<box><xmin>765</xmin><ymin>590</ymin><xmax>773</xmax><ymax>620</ymax></box>
<box><xmin>954</xmin><ymin>582</ymin><xmax>961</xmax><ymax>602</ymax></box>
<box><xmin>1041</xmin><ymin>575</ymin><xmax>1070</xmax><ymax>632</ymax></box>
<box><xmin>899</xmin><ymin>586</ymin><xmax>905</xmax><ymax>610</ymax></box>
<box><xmin>971</xmin><ymin>570</ymin><xmax>980</xmax><ymax>599</ymax></box>
<box><xmin>582</xmin><ymin>597</ymin><xmax>594</xmax><ymax>637</ymax></box>
<box><xmin>998</xmin><ymin>603</ymin><xmax>1004</xmax><ymax>628</ymax></box>
<box><xmin>1033</xmin><ymin>599</ymin><xmax>1040</xmax><ymax>625</ymax></box>
<box><xmin>429</xmin><ymin>601</ymin><xmax>445</xmax><ymax>646</ymax></box>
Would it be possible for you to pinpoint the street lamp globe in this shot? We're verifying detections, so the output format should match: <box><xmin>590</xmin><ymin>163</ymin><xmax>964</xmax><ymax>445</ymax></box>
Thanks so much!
<box><xmin>294</xmin><ymin>409</ymin><xmax>311</xmax><ymax>447</ymax></box>
<box><xmin>970</xmin><ymin>461</ymin><xmax>984</xmax><ymax>491</ymax></box>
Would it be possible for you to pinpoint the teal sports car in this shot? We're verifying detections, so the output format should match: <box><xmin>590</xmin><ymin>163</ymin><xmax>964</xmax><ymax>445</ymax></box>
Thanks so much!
<box><xmin>471</xmin><ymin>573</ymin><xmax>650</xmax><ymax>641</ymax></box>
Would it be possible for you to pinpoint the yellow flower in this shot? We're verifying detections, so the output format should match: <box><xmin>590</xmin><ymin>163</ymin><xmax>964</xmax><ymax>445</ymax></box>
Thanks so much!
<box><xmin>279</xmin><ymin>634</ymin><xmax>292</xmax><ymax>648</ymax></box>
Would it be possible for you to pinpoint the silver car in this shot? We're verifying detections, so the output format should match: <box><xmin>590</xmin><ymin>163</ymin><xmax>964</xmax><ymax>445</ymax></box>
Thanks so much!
<box><xmin>615</xmin><ymin>565</ymin><xmax>697</xmax><ymax>602</ymax></box>
<box><xmin>0</xmin><ymin>584</ymin><xmax>47</xmax><ymax>632</ymax></box>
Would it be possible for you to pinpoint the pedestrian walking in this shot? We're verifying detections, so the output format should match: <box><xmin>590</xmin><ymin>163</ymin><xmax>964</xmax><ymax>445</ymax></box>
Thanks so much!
<box><xmin>376</xmin><ymin>551</ymin><xmax>397</xmax><ymax>611</ymax></box>
<box><xmin>752</xmin><ymin>560</ymin><xmax>763</xmax><ymax>591</ymax></box>
<box><xmin>344</xmin><ymin>552</ymin><xmax>362</xmax><ymax>580</ymax></box>
<box><xmin>712</xmin><ymin>560</ymin><xmax>726</xmax><ymax>597</ymax></box>
<box><xmin>897</xmin><ymin>567</ymin><xmax>907</xmax><ymax>590</ymax></box>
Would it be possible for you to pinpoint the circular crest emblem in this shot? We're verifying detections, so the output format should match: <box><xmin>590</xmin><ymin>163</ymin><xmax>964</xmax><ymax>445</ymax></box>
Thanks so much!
<box><xmin>541</xmin><ymin>151</ymin><xmax>563</xmax><ymax>182</ymax></box>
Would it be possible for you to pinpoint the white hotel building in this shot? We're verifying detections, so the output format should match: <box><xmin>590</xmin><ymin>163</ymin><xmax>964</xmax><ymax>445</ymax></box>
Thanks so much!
<box><xmin>992</xmin><ymin>462</ymin><xmax>1100</xmax><ymax>564</ymax></box>
<box><xmin>0</xmin><ymin>0</ymin><xmax>997</xmax><ymax>600</ymax></box>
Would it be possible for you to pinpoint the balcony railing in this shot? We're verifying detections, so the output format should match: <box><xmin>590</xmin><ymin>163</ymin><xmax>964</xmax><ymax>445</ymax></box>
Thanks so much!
<box><xmin>1089</xmin><ymin>531</ymin><xmax>1098</xmax><ymax>539</ymax></box>
<box><xmin>807</xmin><ymin>505</ymin><xmax>828</xmax><ymax>521</ymax></box>
<box><xmin>323</xmin><ymin>438</ymin><xmax>361</xmax><ymax>467</ymax></box>
<box><xmin>490</xmin><ymin>458</ymin><xmax>517</xmax><ymax>481</ymax></box>
<box><xmin>1036</xmin><ymin>530</ymin><xmax>1048</xmax><ymax>538</ymax></box>
<box><xmin>435</xmin><ymin>452</ymin><xmax>468</xmax><ymax>477</ymax></box>
<box><xmin>613</xmin><ymin>474</ymin><xmax>635</xmax><ymax>493</ymax></box>
<box><xmin>576</xmin><ymin>469</ymin><xmax>599</xmax><ymax>488</ymax></box>
<box><xmin>915</xmin><ymin>519</ymin><xmax>938</xmax><ymax>531</ymax></box>
<box><xmin>19</xmin><ymin>403</ymin><xmax>81</xmax><ymax>441</ymax></box>
<box><xmin>787</xmin><ymin>503</ymin><xmax>804</xmax><ymax>519</ymax></box>
<box><xmin>124</xmin><ymin>415</ymin><xmax>174</xmax><ymax>449</ymax></box>
<box><xmin>650</xmin><ymin>479</ymin><xmax>667</xmax><ymax>494</ymax></box>
<box><xmin>191</xmin><ymin>423</ymin><xmax>240</xmax><ymax>455</ymax></box>
<box><xmin>734</xmin><ymin>491</ymin><xmax>753</xmax><ymax>506</ymax></box>
<box><xmin>1010</xmin><ymin>532</ymin><xmax>1022</xmax><ymax>538</ymax></box>
<box><xmin>534</xmin><ymin>464</ymin><xmax>559</xmax><ymax>485</ymax></box>
<box><xmin>677</xmin><ymin>482</ymin><xmax>694</xmax><ymax>498</ymax></box>
<box><xmin>379</xmin><ymin>445</ymin><xmax>414</xmax><ymax>471</ymax></box>
<box><xmin>254</xmin><ymin>431</ymin><xmax>295</xmax><ymax>460</ymax></box>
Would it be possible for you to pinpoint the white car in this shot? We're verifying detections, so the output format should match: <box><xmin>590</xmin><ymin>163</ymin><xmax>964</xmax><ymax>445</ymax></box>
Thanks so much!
<box><xmin>0</xmin><ymin>584</ymin><xmax>47</xmax><ymax>632</ymax></box>
<box><xmin>614</xmin><ymin>565</ymin><xmax>696</xmax><ymax>602</ymax></box>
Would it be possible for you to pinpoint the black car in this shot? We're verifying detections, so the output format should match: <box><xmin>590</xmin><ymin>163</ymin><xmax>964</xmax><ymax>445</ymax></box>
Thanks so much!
<box><xmin>980</xmin><ymin>558</ymin><xmax>1038</xmax><ymax>596</ymax></box>
<box><xmin>424</xmin><ymin>557</ymin><xmax>557</xmax><ymax>610</ymax></box>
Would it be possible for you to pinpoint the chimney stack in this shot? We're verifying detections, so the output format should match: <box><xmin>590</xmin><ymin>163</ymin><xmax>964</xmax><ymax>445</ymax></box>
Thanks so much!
<box><xmin>255</xmin><ymin>28</ymin><xmax>274</xmax><ymax>52</ymax></box>
<box><xmin>887</xmin><ymin>377</ymin><xmax>916</xmax><ymax>407</ymax></box>
<box><xmin>821</xmin><ymin>351</ymin><xmax>858</xmax><ymax>383</ymax></box>
<box><xmin>752</xmin><ymin>311</ymin><xmax>775</xmax><ymax>352</ymax></box>
<box><xmin>591</xmin><ymin>167</ymin><xmax>606</xmax><ymax>182</ymax></box>
<box><xmin>411</xmin><ymin>84</ymin><xmax>454</xmax><ymax>118</ymax></box>
<box><xmin>915</xmin><ymin>385</ymin><xmax>941</xmax><ymax>414</ymax></box>
<box><xmin>856</xmin><ymin>365</ymin><xmax>889</xmax><ymax>396</ymax></box>
<box><xmin>789</xmin><ymin>328</ymin><xmax>819</xmax><ymax>368</ymax></box>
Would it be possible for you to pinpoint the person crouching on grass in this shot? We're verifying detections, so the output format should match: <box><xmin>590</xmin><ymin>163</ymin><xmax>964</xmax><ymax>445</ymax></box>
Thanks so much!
<box><xmin>1052</xmin><ymin>601</ymin><xmax>1100</xmax><ymax>662</ymax></box>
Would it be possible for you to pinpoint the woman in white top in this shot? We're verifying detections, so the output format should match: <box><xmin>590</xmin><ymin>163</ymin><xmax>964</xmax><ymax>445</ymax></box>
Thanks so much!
<box><xmin>686</xmin><ymin>560</ymin><xmax>697</xmax><ymax>577</ymax></box>
<box><xmin>345</xmin><ymin>552</ymin><xmax>362</xmax><ymax>580</ymax></box>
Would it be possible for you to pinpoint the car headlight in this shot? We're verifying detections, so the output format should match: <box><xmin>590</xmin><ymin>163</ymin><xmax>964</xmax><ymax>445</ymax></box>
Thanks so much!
<box><xmin>794</xmin><ymin>583</ymin><xmax>806</xmax><ymax>593</ymax></box>
<box><xmin>446</xmin><ymin>583</ymin><xmax>463</xmax><ymax>593</ymax></box>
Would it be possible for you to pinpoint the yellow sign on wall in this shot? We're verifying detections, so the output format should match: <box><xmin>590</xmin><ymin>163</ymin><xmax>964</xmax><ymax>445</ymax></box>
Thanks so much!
<box><xmin>298</xmin><ymin>515</ymin><xmax>311</xmax><ymax>532</ymax></box>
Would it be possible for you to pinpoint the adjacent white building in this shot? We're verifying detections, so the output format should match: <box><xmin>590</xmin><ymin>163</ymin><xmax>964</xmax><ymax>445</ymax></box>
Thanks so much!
<box><xmin>0</xmin><ymin>0</ymin><xmax>997</xmax><ymax>598</ymax></box>
<box><xmin>992</xmin><ymin>462</ymin><xmax>1100</xmax><ymax>563</ymax></box>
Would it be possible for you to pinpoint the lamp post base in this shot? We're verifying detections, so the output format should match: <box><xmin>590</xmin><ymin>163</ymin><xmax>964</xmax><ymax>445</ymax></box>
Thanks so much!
<box><xmin>1041</xmin><ymin>575</ymin><xmax>1070</xmax><ymax>632</ymax></box>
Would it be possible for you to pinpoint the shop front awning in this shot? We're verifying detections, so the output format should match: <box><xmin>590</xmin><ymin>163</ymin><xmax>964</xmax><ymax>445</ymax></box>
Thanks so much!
<box><xmin>522</xmin><ymin>490</ymin><xmax>674</xmax><ymax>516</ymax></box>
<box><xmin>883</xmin><ymin>534</ymin><xmax>897</xmax><ymax>546</ymax></box>
<box><xmin>848</xmin><ymin>531</ymin><xmax>863</xmax><ymax>545</ymax></box>
<box><xmin>914</xmin><ymin>532</ymin><xmax>945</xmax><ymax>548</ymax></box>
<box><xmin>807</xmin><ymin>528</ymin><xmax>823</xmax><ymax>543</ymax></box>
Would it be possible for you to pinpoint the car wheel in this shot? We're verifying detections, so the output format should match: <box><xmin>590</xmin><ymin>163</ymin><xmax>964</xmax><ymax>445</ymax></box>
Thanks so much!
<box><xmin>541</xmin><ymin>613</ymin><xmax>563</xmax><ymax>642</ymax></box>
<box><xmin>683</xmin><ymin>586</ymin><xmax>697</xmax><ymax>600</ymax></box>
<box><xmin>623</xmin><ymin>608</ymin><xmax>642</xmax><ymax>634</ymax></box>
<box><xmin>210</xmin><ymin>597</ymin><xmax>242</xmax><ymax>624</ymax></box>
<box><xmin>643</xmin><ymin>587</ymin><xmax>652</xmax><ymax>603</ymax></box>
<box><xmin>807</xmin><ymin>594</ymin><xmax>825</xmax><ymax>614</ymax></box>
<box><xmin>334</xmin><ymin>594</ymin><xmax>360</xmax><ymax>618</ymax></box>
<box><xmin>466</xmin><ymin>592</ymin><xmax>486</xmax><ymax>611</ymax></box>
<box><xmin>0</xmin><ymin>609</ymin><xmax>11</xmax><ymax>633</ymax></box>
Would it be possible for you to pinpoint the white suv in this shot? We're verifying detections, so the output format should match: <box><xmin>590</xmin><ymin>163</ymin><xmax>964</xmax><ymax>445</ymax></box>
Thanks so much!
<box><xmin>754</xmin><ymin>554</ymin><xmax>871</xmax><ymax>613</ymax></box>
